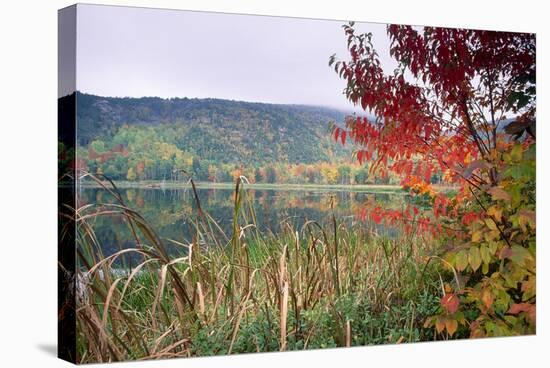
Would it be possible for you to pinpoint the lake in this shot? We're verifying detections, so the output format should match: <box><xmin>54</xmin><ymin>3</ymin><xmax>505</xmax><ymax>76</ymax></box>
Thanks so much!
<box><xmin>77</xmin><ymin>185</ymin><xmax>411</xmax><ymax>256</ymax></box>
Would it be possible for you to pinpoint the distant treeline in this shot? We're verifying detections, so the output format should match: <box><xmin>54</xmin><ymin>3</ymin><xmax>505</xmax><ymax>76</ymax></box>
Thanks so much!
<box><xmin>61</xmin><ymin>127</ymin><xmax>397</xmax><ymax>185</ymax></box>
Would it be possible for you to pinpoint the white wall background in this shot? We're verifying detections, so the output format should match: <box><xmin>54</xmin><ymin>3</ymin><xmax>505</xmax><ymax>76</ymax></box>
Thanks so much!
<box><xmin>0</xmin><ymin>1</ymin><xmax>547</xmax><ymax>367</ymax></box>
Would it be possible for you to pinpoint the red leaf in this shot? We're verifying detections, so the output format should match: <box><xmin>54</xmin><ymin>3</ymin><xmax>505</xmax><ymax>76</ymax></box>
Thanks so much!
<box><xmin>507</xmin><ymin>303</ymin><xmax>536</xmax><ymax>323</ymax></box>
<box><xmin>507</xmin><ymin>303</ymin><xmax>532</xmax><ymax>315</ymax></box>
<box><xmin>499</xmin><ymin>246</ymin><xmax>513</xmax><ymax>260</ymax></box>
<box><xmin>424</xmin><ymin>166</ymin><xmax>432</xmax><ymax>183</ymax></box>
<box><xmin>441</xmin><ymin>293</ymin><xmax>460</xmax><ymax>314</ymax></box>
<box><xmin>370</xmin><ymin>208</ymin><xmax>383</xmax><ymax>224</ymax></box>
<box><xmin>488</xmin><ymin>187</ymin><xmax>511</xmax><ymax>202</ymax></box>
<box><xmin>461</xmin><ymin>211</ymin><xmax>479</xmax><ymax>226</ymax></box>
<box><xmin>357</xmin><ymin>150</ymin><xmax>363</xmax><ymax>165</ymax></box>
<box><xmin>425</xmin><ymin>125</ymin><xmax>432</xmax><ymax>141</ymax></box>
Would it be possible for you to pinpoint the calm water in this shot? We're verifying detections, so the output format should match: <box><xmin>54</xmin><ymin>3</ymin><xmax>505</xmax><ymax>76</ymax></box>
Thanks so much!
<box><xmin>78</xmin><ymin>186</ymin><xmax>409</xmax><ymax>256</ymax></box>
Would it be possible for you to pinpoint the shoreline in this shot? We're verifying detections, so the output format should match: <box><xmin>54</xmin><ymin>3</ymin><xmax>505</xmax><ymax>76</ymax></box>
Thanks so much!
<box><xmin>72</xmin><ymin>180</ymin><xmax>457</xmax><ymax>194</ymax></box>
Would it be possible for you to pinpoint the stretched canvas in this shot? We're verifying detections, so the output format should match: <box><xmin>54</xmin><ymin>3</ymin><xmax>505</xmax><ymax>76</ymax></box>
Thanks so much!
<box><xmin>58</xmin><ymin>4</ymin><xmax>536</xmax><ymax>364</ymax></box>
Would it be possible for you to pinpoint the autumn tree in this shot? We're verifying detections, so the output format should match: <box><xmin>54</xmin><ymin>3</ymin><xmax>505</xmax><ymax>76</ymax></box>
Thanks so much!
<box><xmin>126</xmin><ymin>167</ymin><xmax>136</xmax><ymax>181</ymax></box>
<box><xmin>330</xmin><ymin>23</ymin><xmax>535</xmax><ymax>337</ymax></box>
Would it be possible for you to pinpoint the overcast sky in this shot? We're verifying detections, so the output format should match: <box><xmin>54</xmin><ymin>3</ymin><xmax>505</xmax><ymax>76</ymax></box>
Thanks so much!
<box><xmin>74</xmin><ymin>4</ymin><xmax>397</xmax><ymax>111</ymax></box>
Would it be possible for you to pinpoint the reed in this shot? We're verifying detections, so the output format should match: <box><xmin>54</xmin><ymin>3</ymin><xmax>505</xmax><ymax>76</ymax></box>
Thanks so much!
<box><xmin>65</xmin><ymin>172</ymin><xmax>442</xmax><ymax>363</ymax></box>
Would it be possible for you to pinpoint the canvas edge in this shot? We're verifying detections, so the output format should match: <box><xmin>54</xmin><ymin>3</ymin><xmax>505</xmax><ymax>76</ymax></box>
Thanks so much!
<box><xmin>58</xmin><ymin>4</ymin><xmax>77</xmax><ymax>364</ymax></box>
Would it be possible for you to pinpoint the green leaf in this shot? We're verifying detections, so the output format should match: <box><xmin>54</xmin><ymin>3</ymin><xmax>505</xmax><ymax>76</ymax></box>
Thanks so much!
<box><xmin>469</xmin><ymin>246</ymin><xmax>482</xmax><ymax>272</ymax></box>
<box><xmin>504</xmin><ymin>163</ymin><xmax>534</xmax><ymax>180</ymax></box>
<box><xmin>509</xmin><ymin>185</ymin><xmax>522</xmax><ymax>207</ymax></box>
<box><xmin>455</xmin><ymin>250</ymin><xmax>469</xmax><ymax>272</ymax></box>
<box><xmin>509</xmin><ymin>245</ymin><xmax>534</xmax><ymax>267</ymax></box>
<box><xmin>480</xmin><ymin>245</ymin><xmax>491</xmax><ymax>264</ymax></box>
<box><xmin>488</xmin><ymin>241</ymin><xmax>498</xmax><ymax>255</ymax></box>
<box><xmin>510</xmin><ymin>144</ymin><xmax>523</xmax><ymax>161</ymax></box>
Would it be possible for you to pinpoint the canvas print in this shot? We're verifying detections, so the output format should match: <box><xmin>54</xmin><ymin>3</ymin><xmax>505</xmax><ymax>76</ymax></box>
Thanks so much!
<box><xmin>58</xmin><ymin>4</ymin><xmax>536</xmax><ymax>364</ymax></box>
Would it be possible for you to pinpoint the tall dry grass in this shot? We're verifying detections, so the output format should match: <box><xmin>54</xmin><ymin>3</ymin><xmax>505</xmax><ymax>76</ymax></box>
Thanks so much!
<box><xmin>64</xmin><ymin>172</ymin><xmax>441</xmax><ymax>363</ymax></box>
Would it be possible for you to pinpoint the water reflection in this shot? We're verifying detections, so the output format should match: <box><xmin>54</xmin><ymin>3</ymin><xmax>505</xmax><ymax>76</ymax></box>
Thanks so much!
<box><xmin>78</xmin><ymin>187</ymin><xmax>408</xmax><ymax>257</ymax></box>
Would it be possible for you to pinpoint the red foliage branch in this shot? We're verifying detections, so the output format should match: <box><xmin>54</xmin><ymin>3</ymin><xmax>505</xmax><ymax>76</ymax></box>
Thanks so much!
<box><xmin>330</xmin><ymin>23</ymin><xmax>535</xmax><ymax>189</ymax></box>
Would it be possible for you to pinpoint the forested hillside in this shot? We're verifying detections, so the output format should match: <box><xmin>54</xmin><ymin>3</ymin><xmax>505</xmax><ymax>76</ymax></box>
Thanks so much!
<box><xmin>64</xmin><ymin>93</ymin><xmax>391</xmax><ymax>184</ymax></box>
